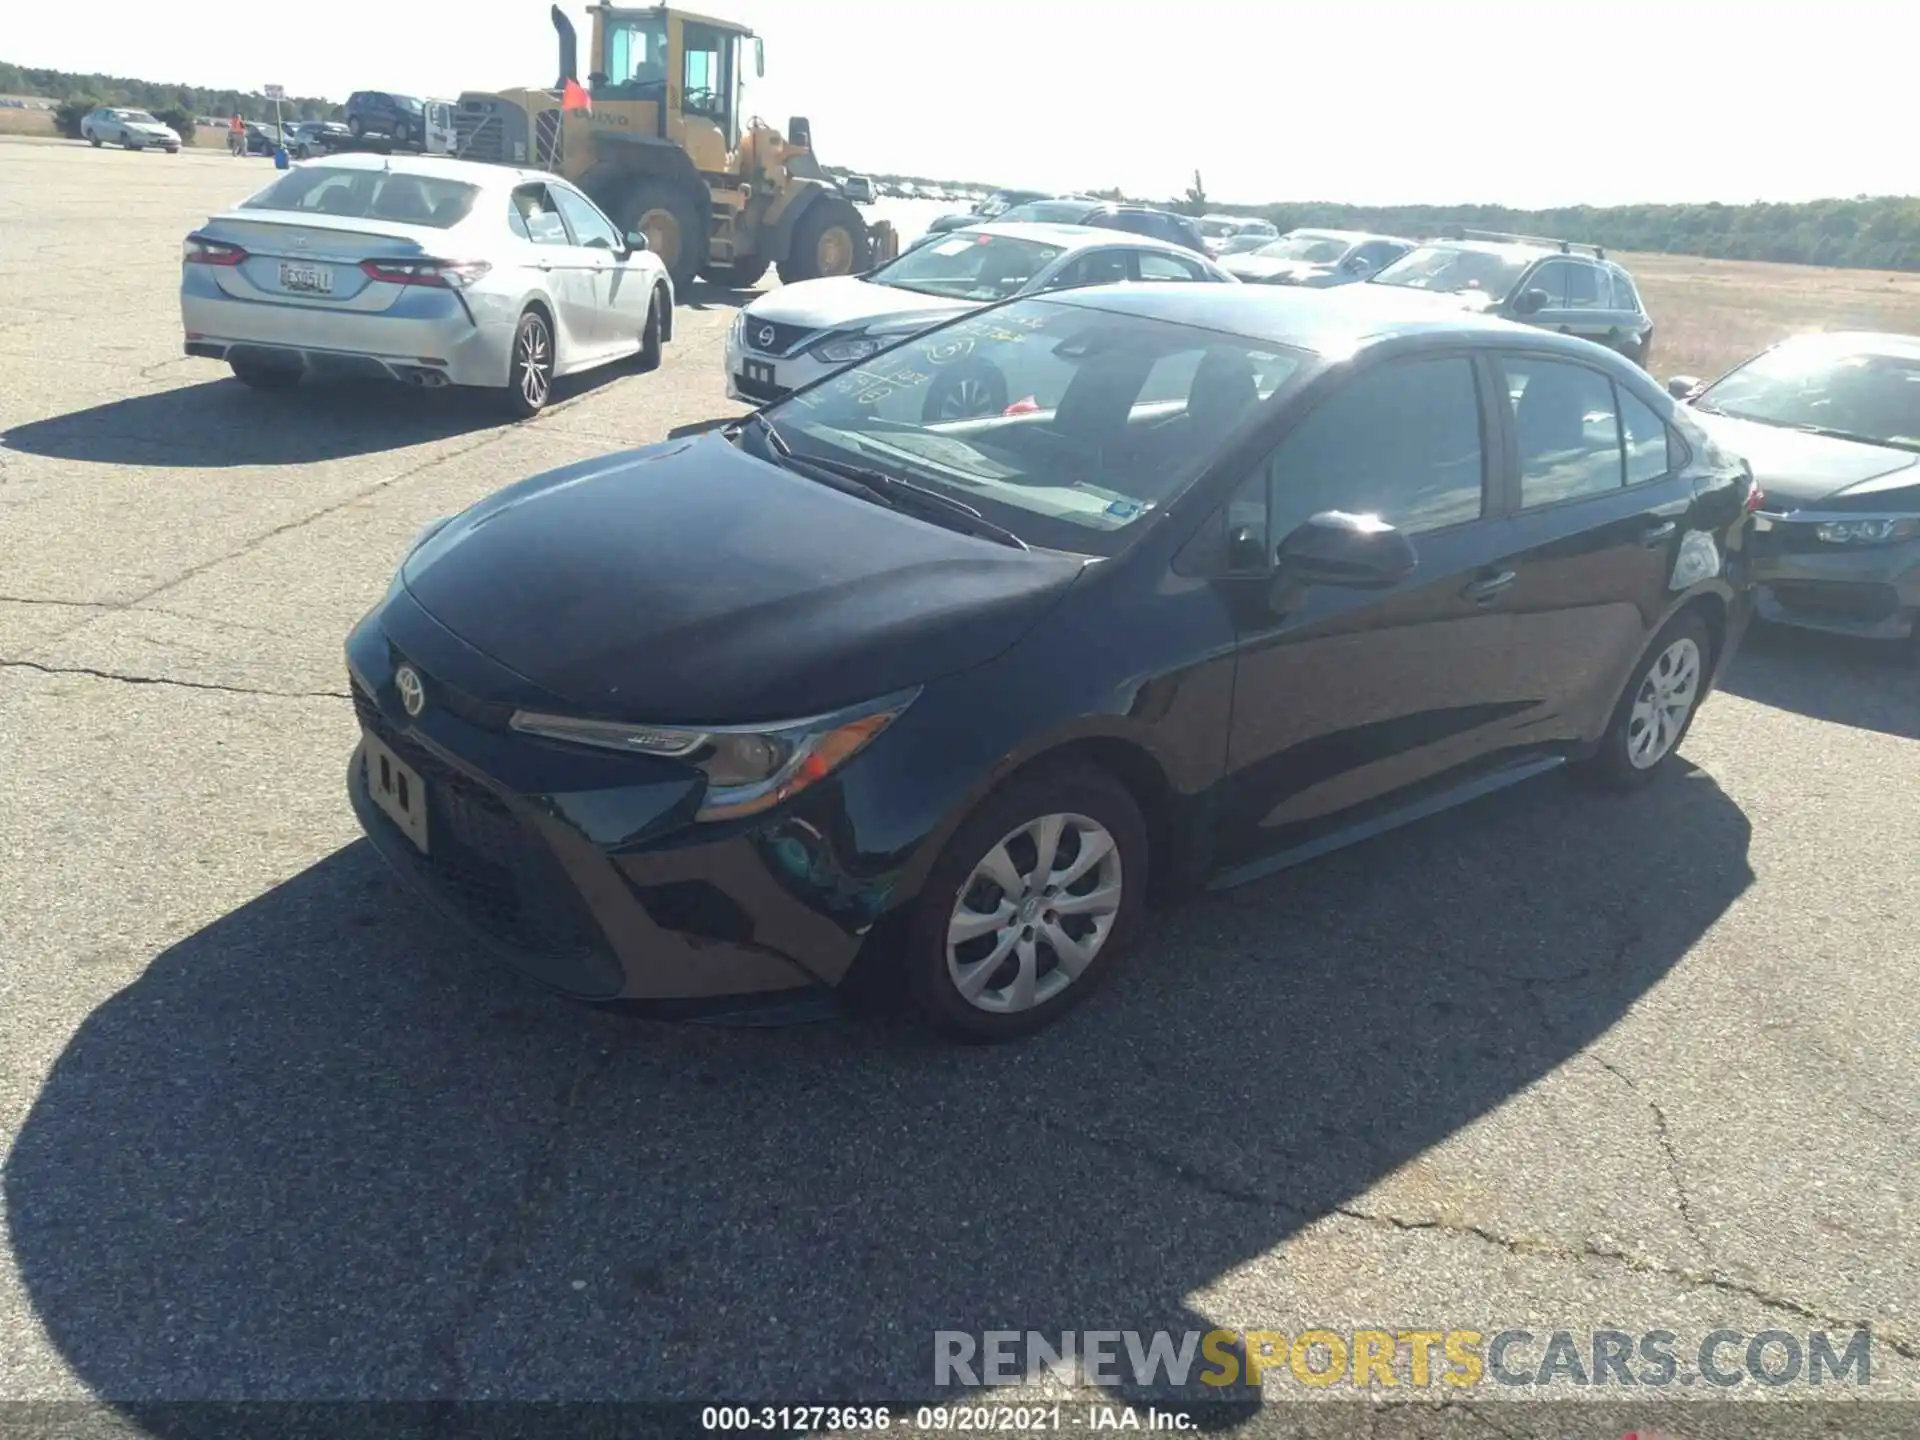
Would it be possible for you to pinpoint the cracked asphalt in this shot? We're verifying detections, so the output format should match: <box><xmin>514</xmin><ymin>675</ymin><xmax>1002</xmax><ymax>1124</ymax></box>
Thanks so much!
<box><xmin>2</xmin><ymin>139</ymin><xmax>1918</xmax><ymax>1426</ymax></box>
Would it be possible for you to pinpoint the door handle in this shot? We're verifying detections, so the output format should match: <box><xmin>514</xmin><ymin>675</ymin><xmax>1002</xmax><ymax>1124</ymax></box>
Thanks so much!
<box><xmin>1641</xmin><ymin>520</ymin><xmax>1678</xmax><ymax>547</ymax></box>
<box><xmin>534</xmin><ymin>259</ymin><xmax>552</xmax><ymax>272</ymax></box>
<box><xmin>1461</xmin><ymin>570</ymin><xmax>1517</xmax><ymax>602</ymax></box>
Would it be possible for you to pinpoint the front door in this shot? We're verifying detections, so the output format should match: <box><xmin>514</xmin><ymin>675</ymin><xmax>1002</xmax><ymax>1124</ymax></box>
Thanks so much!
<box><xmin>1216</xmin><ymin>353</ymin><xmax>1527</xmax><ymax>868</ymax></box>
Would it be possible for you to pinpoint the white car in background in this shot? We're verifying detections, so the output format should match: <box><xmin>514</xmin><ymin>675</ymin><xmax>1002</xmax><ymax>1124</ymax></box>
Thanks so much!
<box><xmin>725</xmin><ymin>222</ymin><xmax>1236</xmax><ymax>415</ymax></box>
<box><xmin>81</xmin><ymin>107</ymin><xmax>181</xmax><ymax>153</ymax></box>
<box><xmin>180</xmin><ymin>153</ymin><xmax>674</xmax><ymax>418</ymax></box>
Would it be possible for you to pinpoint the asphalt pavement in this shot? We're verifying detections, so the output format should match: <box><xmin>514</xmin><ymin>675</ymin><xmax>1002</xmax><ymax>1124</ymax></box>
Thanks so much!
<box><xmin>1</xmin><ymin>140</ymin><xmax>1917</xmax><ymax>1427</ymax></box>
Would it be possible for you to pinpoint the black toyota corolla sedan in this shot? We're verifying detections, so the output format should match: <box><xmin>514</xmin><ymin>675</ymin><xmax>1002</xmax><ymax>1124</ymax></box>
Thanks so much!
<box><xmin>346</xmin><ymin>284</ymin><xmax>1756</xmax><ymax>1040</ymax></box>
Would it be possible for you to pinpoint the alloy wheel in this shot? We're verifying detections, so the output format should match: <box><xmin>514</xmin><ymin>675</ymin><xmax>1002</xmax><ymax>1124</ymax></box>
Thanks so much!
<box><xmin>638</xmin><ymin>207</ymin><xmax>682</xmax><ymax>272</ymax></box>
<box><xmin>946</xmin><ymin>812</ymin><xmax>1123</xmax><ymax>1014</ymax></box>
<box><xmin>1627</xmin><ymin>636</ymin><xmax>1701</xmax><ymax>769</ymax></box>
<box><xmin>516</xmin><ymin>316</ymin><xmax>552</xmax><ymax>410</ymax></box>
<box><xmin>816</xmin><ymin>225</ymin><xmax>855</xmax><ymax>276</ymax></box>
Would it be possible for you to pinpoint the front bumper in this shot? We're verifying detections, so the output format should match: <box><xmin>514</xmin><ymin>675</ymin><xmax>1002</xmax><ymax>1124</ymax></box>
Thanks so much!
<box><xmin>343</xmin><ymin>601</ymin><xmax>879</xmax><ymax>1008</ymax></box>
<box><xmin>1749</xmin><ymin>519</ymin><xmax>1920</xmax><ymax>640</ymax></box>
<box><xmin>181</xmin><ymin>270</ymin><xmax>511</xmax><ymax>388</ymax></box>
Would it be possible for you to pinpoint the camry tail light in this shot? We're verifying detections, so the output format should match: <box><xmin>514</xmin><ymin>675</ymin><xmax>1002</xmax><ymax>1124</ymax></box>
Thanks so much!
<box><xmin>183</xmin><ymin>235</ymin><xmax>246</xmax><ymax>266</ymax></box>
<box><xmin>359</xmin><ymin>258</ymin><xmax>492</xmax><ymax>290</ymax></box>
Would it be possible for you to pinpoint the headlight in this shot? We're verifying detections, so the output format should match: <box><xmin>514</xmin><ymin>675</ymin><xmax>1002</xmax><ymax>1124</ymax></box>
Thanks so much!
<box><xmin>1814</xmin><ymin>517</ymin><xmax>1919</xmax><ymax>545</ymax></box>
<box><xmin>509</xmin><ymin>688</ymin><xmax>918</xmax><ymax>821</ymax></box>
<box><xmin>813</xmin><ymin>334</ymin><xmax>885</xmax><ymax>364</ymax></box>
<box><xmin>728</xmin><ymin>310</ymin><xmax>746</xmax><ymax>344</ymax></box>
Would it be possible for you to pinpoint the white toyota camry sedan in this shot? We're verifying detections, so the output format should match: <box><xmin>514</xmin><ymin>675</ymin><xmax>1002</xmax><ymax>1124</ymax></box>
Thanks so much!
<box><xmin>725</xmin><ymin>222</ymin><xmax>1236</xmax><ymax>415</ymax></box>
<box><xmin>180</xmin><ymin>154</ymin><xmax>674</xmax><ymax>417</ymax></box>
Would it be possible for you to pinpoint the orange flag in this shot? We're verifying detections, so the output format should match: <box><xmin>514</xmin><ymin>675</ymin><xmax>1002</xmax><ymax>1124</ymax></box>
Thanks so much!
<box><xmin>562</xmin><ymin>78</ymin><xmax>592</xmax><ymax>114</ymax></box>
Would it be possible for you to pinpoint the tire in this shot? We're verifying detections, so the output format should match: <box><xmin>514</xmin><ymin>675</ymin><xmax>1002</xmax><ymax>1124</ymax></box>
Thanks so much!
<box><xmin>394</xmin><ymin>119</ymin><xmax>411</xmax><ymax>146</ymax></box>
<box><xmin>229</xmin><ymin>358</ymin><xmax>301</xmax><ymax>391</ymax></box>
<box><xmin>88</xmin><ymin>134</ymin><xmax>102</xmax><ymax>147</ymax></box>
<box><xmin>499</xmin><ymin>308</ymin><xmax>555</xmax><ymax>418</ymax></box>
<box><xmin>921</xmin><ymin>358</ymin><xmax>1007</xmax><ymax>423</ymax></box>
<box><xmin>348</xmin><ymin>116</ymin><xmax>364</xmax><ymax>137</ymax></box>
<box><xmin>635</xmin><ymin>289</ymin><xmax>664</xmax><ymax>372</ymax></box>
<box><xmin>610</xmin><ymin>179</ymin><xmax>706</xmax><ymax>295</ymax></box>
<box><xmin>699</xmin><ymin>258</ymin><xmax>771</xmax><ymax>289</ymax></box>
<box><xmin>778</xmin><ymin>197</ymin><xmax>873</xmax><ymax>285</ymax></box>
<box><xmin>1578</xmin><ymin>610</ymin><xmax>1712</xmax><ymax>790</ymax></box>
<box><xmin>901</xmin><ymin>763</ymin><xmax>1148</xmax><ymax>1041</ymax></box>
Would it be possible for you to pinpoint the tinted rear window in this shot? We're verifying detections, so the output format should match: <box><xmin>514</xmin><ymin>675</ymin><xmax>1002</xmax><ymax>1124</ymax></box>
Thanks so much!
<box><xmin>241</xmin><ymin>168</ymin><xmax>481</xmax><ymax>228</ymax></box>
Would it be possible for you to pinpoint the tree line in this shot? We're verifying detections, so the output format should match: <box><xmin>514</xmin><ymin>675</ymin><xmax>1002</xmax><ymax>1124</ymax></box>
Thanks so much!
<box><xmin>8</xmin><ymin>57</ymin><xmax>1917</xmax><ymax>270</ymax></box>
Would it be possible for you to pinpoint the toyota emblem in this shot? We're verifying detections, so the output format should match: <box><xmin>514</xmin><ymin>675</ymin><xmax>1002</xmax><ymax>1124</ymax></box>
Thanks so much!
<box><xmin>394</xmin><ymin>665</ymin><xmax>426</xmax><ymax>718</ymax></box>
<box><xmin>756</xmin><ymin>324</ymin><xmax>776</xmax><ymax>349</ymax></box>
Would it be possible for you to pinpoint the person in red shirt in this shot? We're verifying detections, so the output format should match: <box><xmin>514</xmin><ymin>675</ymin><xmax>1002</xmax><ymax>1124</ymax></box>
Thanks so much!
<box><xmin>228</xmin><ymin>112</ymin><xmax>245</xmax><ymax>156</ymax></box>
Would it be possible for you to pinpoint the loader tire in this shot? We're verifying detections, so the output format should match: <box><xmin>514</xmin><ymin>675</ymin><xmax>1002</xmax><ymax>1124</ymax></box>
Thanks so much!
<box><xmin>778</xmin><ymin>198</ymin><xmax>871</xmax><ymax>285</ymax></box>
<box><xmin>617</xmin><ymin>180</ymin><xmax>708</xmax><ymax>295</ymax></box>
<box><xmin>700</xmin><ymin>258</ymin><xmax>771</xmax><ymax>290</ymax></box>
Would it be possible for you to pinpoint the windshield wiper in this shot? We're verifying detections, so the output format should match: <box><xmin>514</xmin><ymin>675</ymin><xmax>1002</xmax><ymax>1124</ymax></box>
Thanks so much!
<box><xmin>753</xmin><ymin>416</ymin><xmax>1028</xmax><ymax>549</ymax></box>
<box><xmin>1789</xmin><ymin>422</ymin><xmax>1917</xmax><ymax>451</ymax></box>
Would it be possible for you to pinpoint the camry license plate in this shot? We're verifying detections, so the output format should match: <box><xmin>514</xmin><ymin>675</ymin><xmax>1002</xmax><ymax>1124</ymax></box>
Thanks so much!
<box><xmin>278</xmin><ymin>261</ymin><xmax>333</xmax><ymax>295</ymax></box>
<box><xmin>363</xmin><ymin>732</ymin><xmax>429</xmax><ymax>853</ymax></box>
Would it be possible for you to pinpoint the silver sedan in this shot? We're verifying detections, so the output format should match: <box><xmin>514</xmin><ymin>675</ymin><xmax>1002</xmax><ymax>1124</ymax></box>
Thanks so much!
<box><xmin>179</xmin><ymin>153</ymin><xmax>674</xmax><ymax>417</ymax></box>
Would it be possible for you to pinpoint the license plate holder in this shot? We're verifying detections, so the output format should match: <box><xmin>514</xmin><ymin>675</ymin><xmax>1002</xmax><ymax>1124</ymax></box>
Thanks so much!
<box><xmin>278</xmin><ymin>261</ymin><xmax>333</xmax><ymax>295</ymax></box>
<box><xmin>363</xmin><ymin>732</ymin><xmax>429</xmax><ymax>853</ymax></box>
<box><xmin>740</xmin><ymin>359</ymin><xmax>776</xmax><ymax>388</ymax></box>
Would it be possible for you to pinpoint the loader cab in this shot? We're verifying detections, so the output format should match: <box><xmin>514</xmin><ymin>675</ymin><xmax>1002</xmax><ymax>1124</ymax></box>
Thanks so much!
<box><xmin>588</xmin><ymin>5</ymin><xmax>760</xmax><ymax>158</ymax></box>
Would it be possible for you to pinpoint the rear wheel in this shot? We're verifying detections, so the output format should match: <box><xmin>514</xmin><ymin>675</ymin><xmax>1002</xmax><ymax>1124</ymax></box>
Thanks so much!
<box><xmin>699</xmin><ymin>258</ymin><xmax>770</xmax><ymax>289</ymax></box>
<box><xmin>1579</xmin><ymin>611</ymin><xmax>1711</xmax><ymax>789</ymax></box>
<box><xmin>619</xmin><ymin>180</ymin><xmax>707</xmax><ymax>296</ymax></box>
<box><xmin>500</xmin><ymin>308</ymin><xmax>555</xmax><ymax>418</ymax></box>
<box><xmin>229</xmin><ymin>358</ymin><xmax>300</xmax><ymax>391</ymax></box>
<box><xmin>777</xmin><ymin>198</ymin><xmax>872</xmax><ymax>285</ymax></box>
<box><xmin>394</xmin><ymin>118</ymin><xmax>412</xmax><ymax>146</ymax></box>
<box><xmin>901</xmin><ymin>764</ymin><xmax>1147</xmax><ymax>1041</ymax></box>
<box><xmin>347</xmin><ymin>116</ymin><xmax>364</xmax><ymax>137</ymax></box>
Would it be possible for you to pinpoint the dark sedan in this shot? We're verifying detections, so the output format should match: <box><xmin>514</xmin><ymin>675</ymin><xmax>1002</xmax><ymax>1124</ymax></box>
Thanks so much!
<box><xmin>1669</xmin><ymin>332</ymin><xmax>1920</xmax><ymax>649</ymax></box>
<box><xmin>346</xmin><ymin>286</ymin><xmax>1755</xmax><ymax>1039</ymax></box>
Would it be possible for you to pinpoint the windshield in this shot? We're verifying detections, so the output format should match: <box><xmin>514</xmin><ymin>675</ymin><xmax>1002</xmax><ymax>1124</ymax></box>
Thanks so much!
<box><xmin>1697</xmin><ymin>339</ymin><xmax>1920</xmax><ymax>450</ymax></box>
<box><xmin>758</xmin><ymin>298</ymin><xmax>1309</xmax><ymax>556</ymax></box>
<box><xmin>996</xmin><ymin>200</ymin><xmax>1096</xmax><ymax>225</ymax></box>
<box><xmin>121</xmin><ymin>110</ymin><xmax>160</xmax><ymax>124</ymax></box>
<box><xmin>871</xmin><ymin>233</ymin><xmax>1066</xmax><ymax>301</ymax></box>
<box><xmin>1372</xmin><ymin>244</ymin><xmax>1530</xmax><ymax>298</ymax></box>
<box><xmin>240</xmin><ymin>167</ymin><xmax>481</xmax><ymax>228</ymax></box>
<box><xmin>1199</xmin><ymin>218</ymin><xmax>1241</xmax><ymax>238</ymax></box>
<box><xmin>1253</xmin><ymin>234</ymin><xmax>1349</xmax><ymax>264</ymax></box>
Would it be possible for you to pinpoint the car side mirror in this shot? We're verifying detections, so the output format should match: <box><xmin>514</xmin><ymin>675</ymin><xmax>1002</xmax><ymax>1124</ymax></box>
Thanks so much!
<box><xmin>1666</xmin><ymin>374</ymin><xmax>1700</xmax><ymax>400</ymax></box>
<box><xmin>1276</xmin><ymin>511</ymin><xmax>1418</xmax><ymax>588</ymax></box>
<box><xmin>1512</xmin><ymin>287</ymin><xmax>1550</xmax><ymax>316</ymax></box>
<box><xmin>625</xmin><ymin>230</ymin><xmax>648</xmax><ymax>252</ymax></box>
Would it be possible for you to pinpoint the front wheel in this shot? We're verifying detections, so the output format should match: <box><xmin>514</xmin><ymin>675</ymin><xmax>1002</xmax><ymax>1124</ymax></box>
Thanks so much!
<box><xmin>777</xmin><ymin>198</ymin><xmax>872</xmax><ymax>285</ymax></box>
<box><xmin>499</xmin><ymin>308</ymin><xmax>554</xmax><ymax>418</ymax></box>
<box><xmin>1579</xmin><ymin>611</ymin><xmax>1711</xmax><ymax>789</ymax></box>
<box><xmin>347</xmin><ymin>116</ymin><xmax>364</xmax><ymax>137</ymax></box>
<box><xmin>901</xmin><ymin>764</ymin><xmax>1148</xmax><ymax>1041</ymax></box>
<box><xmin>88</xmin><ymin>134</ymin><xmax>102</xmax><ymax>147</ymax></box>
<box><xmin>699</xmin><ymin>258</ymin><xmax>771</xmax><ymax>290</ymax></box>
<box><xmin>620</xmin><ymin>179</ymin><xmax>706</xmax><ymax>295</ymax></box>
<box><xmin>635</xmin><ymin>290</ymin><xmax>664</xmax><ymax>372</ymax></box>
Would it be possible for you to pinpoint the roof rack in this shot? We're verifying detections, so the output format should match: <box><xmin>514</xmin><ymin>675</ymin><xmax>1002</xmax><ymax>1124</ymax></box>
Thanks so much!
<box><xmin>1439</xmin><ymin>227</ymin><xmax>1605</xmax><ymax>260</ymax></box>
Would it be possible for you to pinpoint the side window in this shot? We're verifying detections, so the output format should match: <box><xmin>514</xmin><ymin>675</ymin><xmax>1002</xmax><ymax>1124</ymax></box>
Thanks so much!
<box><xmin>1048</xmin><ymin>250</ymin><xmax>1130</xmax><ymax>290</ymax></box>
<box><xmin>1523</xmin><ymin>260</ymin><xmax>1571</xmax><ymax>306</ymax></box>
<box><xmin>1134</xmin><ymin>250</ymin><xmax>1206</xmax><ymax>282</ymax></box>
<box><xmin>1611</xmin><ymin>269</ymin><xmax>1644</xmax><ymax>314</ymax></box>
<box><xmin>510</xmin><ymin>184</ymin><xmax>570</xmax><ymax>246</ymax></box>
<box><xmin>1173</xmin><ymin>469</ymin><xmax>1270</xmax><ymax>577</ymax></box>
<box><xmin>1502</xmin><ymin>356</ymin><xmax>1624</xmax><ymax>506</ymax></box>
<box><xmin>1617</xmin><ymin>385</ymin><xmax>1675</xmax><ymax>485</ymax></box>
<box><xmin>1564</xmin><ymin>261</ymin><xmax>1606</xmax><ymax>309</ymax></box>
<box><xmin>1266</xmin><ymin>357</ymin><xmax>1486</xmax><ymax>541</ymax></box>
<box><xmin>551</xmin><ymin>185</ymin><xmax>621</xmax><ymax>249</ymax></box>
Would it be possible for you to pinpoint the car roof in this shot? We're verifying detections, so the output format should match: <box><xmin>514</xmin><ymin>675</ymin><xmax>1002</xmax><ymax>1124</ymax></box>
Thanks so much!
<box><xmin>1038</xmin><ymin>281</ymin><xmax>1616</xmax><ymax>356</ymax></box>
<box><xmin>1285</xmin><ymin>228</ymin><xmax>1395</xmax><ymax>244</ymax></box>
<box><xmin>964</xmin><ymin>221</ymin><xmax>1206</xmax><ymax>257</ymax></box>
<box><xmin>1412</xmin><ymin>237</ymin><xmax>1580</xmax><ymax>261</ymax></box>
<box><xmin>291</xmin><ymin>152</ymin><xmax>540</xmax><ymax>187</ymax></box>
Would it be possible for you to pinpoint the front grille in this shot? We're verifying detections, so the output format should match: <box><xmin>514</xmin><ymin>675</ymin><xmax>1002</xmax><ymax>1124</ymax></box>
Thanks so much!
<box><xmin>352</xmin><ymin>680</ymin><xmax>621</xmax><ymax>996</ymax></box>
<box><xmin>734</xmin><ymin>370</ymin><xmax>791</xmax><ymax>404</ymax></box>
<box><xmin>532</xmin><ymin>108</ymin><xmax>562</xmax><ymax>170</ymax></box>
<box><xmin>745</xmin><ymin>319</ymin><xmax>815</xmax><ymax>356</ymax></box>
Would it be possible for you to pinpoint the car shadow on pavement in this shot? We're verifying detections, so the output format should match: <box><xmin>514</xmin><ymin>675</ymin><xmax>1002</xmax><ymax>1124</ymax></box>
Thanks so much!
<box><xmin>1720</xmin><ymin>622</ymin><xmax>1919</xmax><ymax>740</ymax></box>
<box><xmin>5</xmin><ymin>763</ymin><xmax>1752</xmax><ymax>1410</ymax></box>
<box><xmin>4</xmin><ymin>377</ymin><xmax>521</xmax><ymax>468</ymax></box>
<box><xmin>679</xmin><ymin>281</ymin><xmax>761</xmax><ymax>313</ymax></box>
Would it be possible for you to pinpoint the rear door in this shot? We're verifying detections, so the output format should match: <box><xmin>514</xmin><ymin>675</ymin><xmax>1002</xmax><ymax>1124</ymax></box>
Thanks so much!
<box><xmin>1482</xmin><ymin>350</ymin><xmax>1697</xmax><ymax>742</ymax></box>
<box><xmin>1211</xmin><ymin>352</ymin><xmax>1528</xmax><ymax>868</ymax></box>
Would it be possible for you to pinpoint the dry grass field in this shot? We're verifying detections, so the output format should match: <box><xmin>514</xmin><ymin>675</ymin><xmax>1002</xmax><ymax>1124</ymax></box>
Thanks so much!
<box><xmin>0</xmin><ymin>106</ymin><xmax>56</xmax><ymax>137</ymax></box>
<box><xmin>1620</xmin><ymin>249</ymin><xmax>1920</xmax><ymax>382</ymax></box>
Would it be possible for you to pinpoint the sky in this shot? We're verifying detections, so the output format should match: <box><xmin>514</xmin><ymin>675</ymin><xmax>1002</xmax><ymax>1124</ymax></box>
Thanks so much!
<box><xmin>11</xmin><ymin>0</ymin><xmax>1916</xmax><ymax>208</ymax></box>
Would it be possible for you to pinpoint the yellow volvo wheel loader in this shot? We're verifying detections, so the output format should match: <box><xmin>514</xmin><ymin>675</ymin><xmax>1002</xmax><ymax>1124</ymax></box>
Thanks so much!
<box><xmin>454</xmin><ymin>5</ymin><xmax>899</xmax><ymax>294</ymax></box>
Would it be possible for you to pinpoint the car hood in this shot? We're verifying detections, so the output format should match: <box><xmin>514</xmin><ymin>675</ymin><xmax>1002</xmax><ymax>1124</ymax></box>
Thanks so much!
<box><xmin>400</xmin><ymin>434</ymin><xmax>1088</xmax><ymax>725</ymax></box>
<box><xmin>1687</xmin><ymin>410</ymin><xmax>1920</xmax><ymax>507</ymax></box>
<box><xmin>744</xmin><ymin>275</ymin><xmax>977</xmax><ymax>333</ymax></box>
<box><xmin>131</xmin><ymin>122</ymin><xmax>177</xmax><ymax>135</ymax></box>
